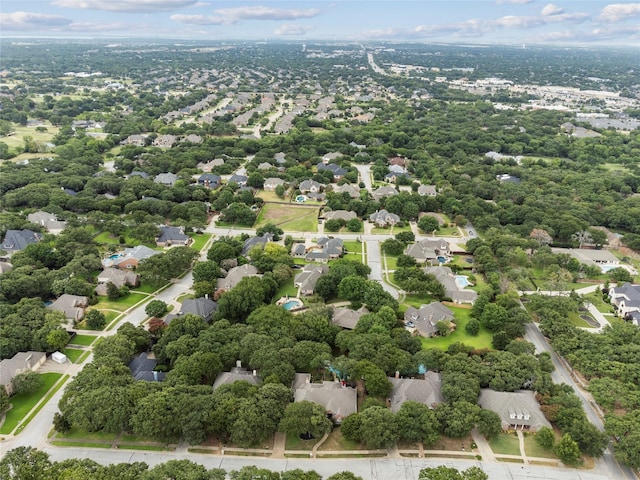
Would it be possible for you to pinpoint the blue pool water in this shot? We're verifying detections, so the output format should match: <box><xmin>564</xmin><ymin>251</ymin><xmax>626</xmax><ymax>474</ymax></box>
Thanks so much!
<box><xmin>295</xmin><ymin>195</ymin><xmax>307</xmax><ymax>203</ymax></box>
<box><xmin>600</xmin><ymin>264</ymin><xmax>619</xmax><ymax>273</ymax></box>
<box><xmin>108</xmin><ymin>254</ymin><xmax>122</xmax><ymax>260</ymax></box>
<box><xmin>283</xmin><ymin>300</ymin><xmax>302</xmax><ymax>310</ymax></box>
<box><xmin>437</xmin><ymin>256</ymin><xmax>447</xmax><ymax>263</ymax></box>
<box><xmin>455</xmin><ymin>275</ymin><xmax>471</xmax><ymax>288</ymax></box>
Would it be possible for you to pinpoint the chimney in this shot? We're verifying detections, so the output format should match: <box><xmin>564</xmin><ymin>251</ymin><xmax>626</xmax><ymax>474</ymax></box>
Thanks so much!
<box><xmin>236</xmin><ymin>360</ymin><xmax>242</xmax><ymax>368</ymax></box>
<box><xmin>395</xmin><ymin>371</ymin><xmax>400</xmax><ymax>379</ymax></box>
<box><xmin>252</xmin><ymin>369</ymin><xmax>257</xmax><ymax>376</ymax></box>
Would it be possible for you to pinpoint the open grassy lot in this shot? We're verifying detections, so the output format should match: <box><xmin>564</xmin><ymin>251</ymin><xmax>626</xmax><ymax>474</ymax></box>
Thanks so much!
<box><xmin>69</xmin><ymin>334</ymin><xmax>98</xmax><ymax>346</ymax></box>
<box><xmin>93</xmin><ymin>231</ymin><xmax>139</xmax><ymax>246</ymax></box>
<box><xmin>0</xmin><ymin>373</ymin><xmax>63</xmax><ymax>434</ymax></box>
<box><xmin>435</xmin><ymin>227</ymin><xmax>461</xmax><ymax>237</ymax></box>
<box><xmin>489</xmin><ymin>432</ymin><xmax>521</xmax><ymax>456</ymax></box>
<box><xmin>93</xmin><ymin>292</ymin><xmax>150</xmax><ymax>312</ymax></box>
<box><xmin>1</xmin><ymin>124</ymin><xmax>59</xmax><ymax>150</ymax></box>
<box><xmin>189</xmin><ymin>233</ymin><xmax>212</xmax><ymax>251</ymax></box>
<box><xmin>419</xmin><ymin>305</ymin><xmax>493</xmax><ymax>351</ymax></box>
<box><xmin>343</xmin><ymin>241</ymin><xmax>363</xmax><ymax>254</ymax></box>
<box><xmin>256</xmin><ymin>203</ymin><xmax>319</xmax><ymax>232</ymax></box>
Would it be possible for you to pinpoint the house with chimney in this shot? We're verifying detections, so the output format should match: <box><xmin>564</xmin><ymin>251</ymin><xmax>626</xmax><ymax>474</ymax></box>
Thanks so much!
<box><xmin>404</xmin><ymin>302</ymin><xmax>455</xmax><ymax>337</ymax></box>
<box><xmin>0</xmin><ymin>351</ymin><xmax>47</xmax><ymax>395</ymax></box>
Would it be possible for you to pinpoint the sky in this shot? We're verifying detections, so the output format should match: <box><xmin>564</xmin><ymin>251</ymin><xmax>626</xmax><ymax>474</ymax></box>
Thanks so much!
<box><xmin>1</xmin><ymin>1</ymin><xmax>640</xmax><ymax>46</ymax></box>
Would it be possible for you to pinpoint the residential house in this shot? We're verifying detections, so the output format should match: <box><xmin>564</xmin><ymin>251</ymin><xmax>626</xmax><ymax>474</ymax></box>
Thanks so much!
<box><xmin>424</xmin><ymin>266</ymin><xmax>478</xmax><ymax>304</ymax></box>
<box><xmin>331</xmin><ymin>306</ymin><xmax>369</xmax><ymax>330</ymax></box>
<box><xmin>241</xmin><ymin>233</ymin><xmax>274</xmax><ymax>256</ymax></box>
<box><xmin>385</xmin><ymin>172</ymin><xmax>412</xmax><ymax>183</ymax></box>
<box><xmin>417</xmin><ymin>184</ymin><xmax>437</xmax><ymax>197</ymax></box>
<box><xmin>291</xmin><ymin>243</ymin><xmax>307</xmax><ymax>257</ymax></box>
<box><xmin>128</xmin><ymin>171</ymin><xmax>149</xmax><ymax>179</ymax></box>
<box><xmin>317</xmin><ymin>163</ymin><xmax>347</xmax><ymax>181</ymax></box>
<box><xmin>609</xmin><ymin>283</ymin><xmax>640</xmax><ymax>325</ymax></box>
<box><xmin>274</xmin><ymin>152</ymin><xmax>287</xmax><ymax>164</ymax></box>
<box><xmin>120</xmin><ymin>134</ymin><xmax>147</xmax><ymax>146</ymax></box>
<box><xmin>404</xmin><ymin>302</ymin><xmax>455</xmax><ymax>337</ymax></box>
<box><xmin>349</xmin><ymin>141</ymin><xmax>366</xmax><ymax>150</ymax></box>
<box><xmin>324</xmin><ymin>210</ymin><xmax>357</xmax><ymax>222</ymax></box>
<box><xmin>103</xmin><ymin>245</ymin><xmax>161</xmax><ymax>269</ymax></box>
<box><xmin>213</xmin><ymin>361</ymin><xmax>261</xmax><ymax>390</ymax></box>
<box><xmin>47</xmin><ymin>294</ymin><xmax>89</xmax><ymax>324</ymax></box>
<box><xmin>551</xmin><ymin>247</ymin><xmax>625</xmax><ymax>274</ymax></box>
<box><xmin>405</xmin><ymin>239</ymin><xmax>451</xmax><ymax>264</ymax></box>
<box><xmin>387</xmin><ymin>372</ymin><xmax>444</xmax><ymax>412</ymax></box>
<box><xmin>153</xmin><ymin>134</ymin><xmax>177</xmax><ymax>148</ymax></box>
<box><xmin>0</xmin><ymin>351</ymin><xmax>47</xmax><ymax>395</ymax></box>
<box><xmin>182</xmin><ymin>134</ymin><xmax>202</xmax><ymax>144</ymax></box>
<box><xmin>95</xmin><ymin>268</ymin><xmax>139</xmax><ymax>296</ymax></box>
<box><xmin>264</xmin><ymin>177</ymin><xmax>286</xmax><ymax>191</ymax></box>
<box><xmin>198</xmin><ymin>173</ymin><xmax>221</xmax><ymax>189</ymax></box>
<box><xmin>156</xmin><ymin>226</ymin><xmax>191</xmax><ymax>247</ymax></box>
<box><xmin>154</xmin><ymin>172</ymin><xmax>178</xmax><ymax>187</ymax></box>
<box><xmin>228</xmin><ymin>174</ymin><xmax>248</xmax><ymax>187</ymax></box>
<box><xmin>217</xmin><ymin>264</ymin><xmax>260</xmax><ymax>290</ymax></box>
<box><xmin>388</xmin><ymin>164</ymin><xmax>407</xmax><ymax>174</ymax></box>
<box><xmin>478</xmin><ymin>389</ymin><xmax>551</xmax><ymax>432</ymax></box>
<box><xmin>389</xmin><ymin>156</ymin><xmax>409</xmax><ymax>168</ymax></box>
<box><xmin>332</xmin><ymin>183</ymin><xmax>360</xmax><ymax>199</ymax></box>
<box><xmin>27</xmin><ymin>211</ymin><xmax>67</xmax><ymax>235</ymax></box>
<box><xmin>179</xmin><ymin>297</ymin><xmax>218</xmax><ymax>322</ymax></box>
<box><xmin>372</xmin><ymin>186</ymin><xmax>398</xmax><ymax>202</ymax></box>
<box><xmin>1</xmin><ymin>229</ymin><xmax>41</xmax><ymax>255</ymax></box>
<box><xmin>299</xmin><ymin>179</ymin><xmax>323</xmax><ymax>194</ymax></box>
<box><xmin>257</xmin><ymin>162</ymin><xmax>273</xmax><ymax>171</ymax></box>
<box><xmin>307</xmin><ymin>192</ymin><xmax>326</xmax><ymax>201</ymax></box>
<box><xmin>369</xmin><ymin>210</ymin><xmax>400</xmax><ymax>227</ymax></box>
<box><xmin>294</xmin><ymin>375</ymin><xmax>357</xmax><ymax>424</ymax></box>
<box><xmin>321</xmin><ymin>152</ymin><xmax>343</xmax><ymax>164</ymax></box>
<box><xmin>128</xmin><ymin>352</ymin><xmax>165</xmax><ymax>382</ymax></box>
<box><xmin>198</xmin><ymin>158</ymin><xmax>225</xmax><ymax>172</ymax></box>
<box><xmin>295</xmin><ymin>264</ymin><xmax>329</xmax><ymax>296</ymax></box>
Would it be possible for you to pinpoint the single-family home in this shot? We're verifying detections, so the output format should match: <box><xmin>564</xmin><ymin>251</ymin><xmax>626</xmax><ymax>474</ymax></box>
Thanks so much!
<box><xmin>198</xmin><ymin>158</ymin><xmax>225</xmax><ymax>172</ymax></box>
<box><xmin>179</xmin><ymin>297</ymin><xmax>218</xmax><ymax>323</ymax></box>
<box><xmin>424</xmin><ymin>266</ymin><xmax>478</xmax><ymax>304</ymax></box>
<box><xmin>1</xmin><ymin>229</ymin><xmax>42</xmax><ymax>255</ymax></box>
<box><xmin>417</xmin><ymin>185</ymin><xmax>437</xmax><ymax>197</ymax></box>
<box><xmin>104</xmin><ymin>245</ymin><xmax>161</xmax><ymax>269</ymax></box>
<box><xmin>27</xmin><ymin>211</ymin><xmax>67</xmax><ymax>235</ymax></box>
<box><xmin>332</xmin><ymin>183</ymin><xmax>360</xmax><ymax>199</ymax></box>
<box><xmin>156</xmin><ymin>226</ymin><xmax>191</xmax><ymax>247</ymax></box>
<box><xmin>331</xmin><ymin>306</ymin><xmax>369</xmax><ymax>330</ymax></box>
<box><xmin>154</xmin><ymin>172</ymin><xmax>178</xmax><ymax>187</ymax></box>
<box><xmin>217</xmin><ymin>264</ymin><xmax>260</xmax><ymax>291</ymax></box>
<box><xmin>299</xmin><ymin>179</ymin><xmax>323</xmax><ymax>194</ymax></box>
<box><xmin>385</xmin><ymin>172</ymin><xmax>412</xmax><ymax>183</ymax></box>
<box><xmin>213</xmin><ymin>361</ymin><xmax>261</xmax><ymax>390</ymax></box>
<box><xmin>324</xmin><ymin>210</ymin><xmax>357</xmax><ymax>222</ymax></box>
<box><xmin>387</xmin><ymin>372</ymin><xmax>443</xmax><ymax>412</ymax></box>
<box><xmin>295</xmin><ymin>264</ymin><xmax>329</xmax><ymax>296</ymax></box>
<box><xmin>551</xmin><ymin>247</ymin><xmax>624</xmax><ymax>274</ymax></box>
<box><xmin>477</xmin><ymin>389</ymin><xmax>551</xmax><ymax>432</ymax></box>
<box><xmin>389</xmin><ymin>156</ymin><xmax>409</xmax><ymax>167</ymax></box>
<box><xmin>153</xmin><ymin>134</ymin><xmax>177</xmax><ymax>148</ymax></box>
<box><xmin>291</xmin><ymin>243</ymin><xmax>307</xmax><ymax>257</ymax></box>
<box><xmin>388</xmin><ymin>164</ymin><xmax>407</xmax><ymax>174</ymax></box>
<box><xmin>293</xmin><ymin>375</ymin><xmax>357</xmax><ymax>424</ymax></box>
<box><xmin>274</xmin><ymin>152</ymin><xmax>287</xmax><ymax>164</ymax></box>
<box><xmin>120</xmin><ymin>134</ymin><xmax>147</xmax><ymax>146</ymax></box>
<box><xmin>406</xmin><ymin>239</ymin><xmax>451</xmax><ymax>264</ymax></box>
<box><xmin>349</xmin><ymin>141</ymin><xmax>366</xmax><ymax>150</ymax></box>
<box><xmin>128</xmin><ymin>352</ymin><xmax>165</xmax><ymax>382</ymax></box>
<box><xmin>609</xmin><ymin>283</ymin><xmax>640</xmax><ymax>325</ymax></box>
<box><xmin>372</xmin><ymin>186</ymin><xmax>398</xmax><ymax>202</ymax></box>
<box><xmin>182</xmin><ymin>134</ymin><xmax>202</xmax><ymax>144</ymax></box>
<box><xmin>404</xmin><ymin>302</ymin><xmax>455</xmax><ymax>337</ymax></box>
<box><xmin>264</xmin><ymin>177</ymin><xmax>286</xmax><ymax>191</ymax></box>
<box><xmin>257</xmin><ymin>162</ymin><xmax>273</xmax><ymax>171</ymax></box>
<box><xmin>369</xmin><ymin>210</ymin><xmax>400</xmax><ymax>227</ymax></box>
<box><xmin>241</xmin><ymin>233</ymin><xmax>274</xmax><ymax>256</ymax></box>
<box><xmin>95</xmin><ymin>268</ymin><xmax>139</xmax><ymax>296</ymax></box>
<box><xmin>129</xmin><ymin>171</ymin><xmax>149</xmax><ymax>179</ymax></box>
<box><xmin>198</xmin><ymin>173</ymin><xmax>221</xmax><ymax>189</ymax></box>
<box><xmin>0</xmin><ymin>351</ymin><xmax>47</xmax><ymax>395</ymax></box>
<box><xmin>228</xmin><ymin>174</ymin><xmax>248</xmax><ymax>187</ymax></box>
<box><xmin>47</xmin><ymin>294</ymin><xmax>89</xmax><ymax>324</ymax></box>
<box><xmin>321</xmin><ymin>152</ymin><xmax>343</xmax><ymax>164</ymax></box>
<box><xmin>317</xmin><ymin>163</ymin><xmax>347</xmax><ymax>181</ymax></box>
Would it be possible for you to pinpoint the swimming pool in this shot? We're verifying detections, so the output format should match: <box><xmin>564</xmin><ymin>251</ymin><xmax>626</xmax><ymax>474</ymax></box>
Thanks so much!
<box><xmin>437</xmin><ymin>256</ymin><xmax>447</xmax><ymax>263</ymax></box>
<box><xmin>599</xmin><ymin>264</ymin><xmax>620</xmax><ymax>273</ymax></box>
<box><xmin>283</xmin><ymin>299</ymin><xmax>303</xmax><ymax>310</ymax></box>
<box><xmin>108</xmin><ymin>253</ymin><xmax>123</xmax><ymax>260</ymax></box>
<box><xmin>455</xmin><ymin>275</ymin><xmax>471</xmax><ymax>288</ymax></box>
<box><xmin>295</xmin><ymin>195</ymin><xmax>307</xmax><ymax>203</ymax></box>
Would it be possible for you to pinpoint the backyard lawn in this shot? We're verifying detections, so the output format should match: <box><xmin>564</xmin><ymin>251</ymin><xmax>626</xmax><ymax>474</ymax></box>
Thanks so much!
<box><xmin>0</xmin><ymin>373</ymin><xmax>63</xmax><ymax>434</ymax></box>
<box><xmin>256</xmin><ymin>203</ymin><xmax>319</xmax><ymax>232</ymax></box>
<box><xmin>419</xmin><ymin>305</ymin><xmax>493</xmax><ymax>351</ymax></box>
<box><xmin>69</xmin><ymin>334</ymin><xmax>98</xmax><ymax>346</ymax></box>
<box><xmin>93</xmin><ymin>292</ymin><xmax>150</xmax><ymax>312</ymax></box>
<box><xmin>275</xmin><ymin>277</ymin><xmax>298</xmax><ymax>299</ymax></box>
<box><xmin>489</xmin><ymin>432</ymin><xmax>521</xmax><ymax>456</ymax></box>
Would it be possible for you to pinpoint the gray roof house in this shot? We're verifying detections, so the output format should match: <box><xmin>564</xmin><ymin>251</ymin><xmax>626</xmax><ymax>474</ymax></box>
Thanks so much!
<box><xmin>103</xmin><ymin>245</ymin><xmax>161</xmax><ymax>269</ymax></box>
<box><xmin>264</xmin><ymin>177</ymin><xmax>286</xmax><ymax>191</ymax></box>
<box><xmin>324</xmin><ymin>210</ymin><xmax>357</xmax><ymax>222</ymax></box>
<box><xmin>332</xmin><ymin>183</ymin><xmax>360</xmax><ymax>199</ymax></box>
<box><xmin>609</xmin><ymin>283</ymin><xmax>640</xmax><ymax>325</ymax></box>
<box><xmin>180</xmin><ymin>297</ymin><xmax>218</xmax><ymax>323</ymax></box>
<box><xmin>198</xmin><ymin>173</ymin><xmax>221</xmax><ymax>189</ymax></box>
<box><xmin>153</xmin><ymin>134</ymin><xmax>177</xmax><ymax>148</ymax></box>
<box><xmin>331</xmin><ymin>306</ymin><xmax>369</xmax><ymax>330</ymax></box>
<box><xmin>0</xmin><ymin>351</ymin><xmax>47</xmax><ymax>395</ymax></box>
<box><xmin>1</xmin><ymin>229</ymin><xmax>41</xmax><ymax>255</ymax></box>
<box><xmin>95</xmin><ymin>268</ymin><xmax>139</xmax><ymax>296</ymax></box>
<box><xmin>404</xmin><ymin>302</ymin><xmax>455</xmax><ymax>337</ymax></box>
<box><xmin>291</xmin><ymin>243</ymin><xmax>307</xmax><ymax>257</ymax></box>
<box><xmin>241</xmin><ymin>233</ymin><xmax>274</xmax><ymax>256</ymax></box>
<box><xmin>228</xmin><ymin>174</ymin><xmax>248</xmax><ymax>187</ymax></box>
<box><xmin>198</xmin><ymin>158</ymin><xmax>225</xmax><ymax>172</ymax></box>
<box><xmin>305</xmin><ymin>237</ymin><xmax>344</xmax><ymax>263</ymax></box>
<box><xmin>47</xmin><ymin>294</ymin><xmax>89</xmax><ymax>323</ymax></box>
<box><xmin>385</xmin><ymin>172</ymin><xmax>412</xmax><ymax>183</ymax></box>
<box><xmin>128</xmin><ymin>352</ymin><xmax>165</xmax><ymax>382</ymax></box>
<box><xmin>424</xmin><ymin>266</ymin><xmax>478</xmax><ymax>304</ymax></box>
<box><xmin>317</xmin><ymin>163</ymin><xmax>347</xmax><ymax>181</ymax></box>
<box><xmin>156</xmin><ymin>226</ymin><xmax>191</xmax><ymax>247</ymax></box>
<box><xmin>369</xmin><ymin>210</ymin><xmax>400</xmax><ymax>227</ymax></box>
<box><xmin>294</xmin><ymin>376</ymin><xmax>357</xmax><ymax>424</ymax></box>
<box><xmin>295</xmin><ymin>264</ymin><xmax>329</xmax><ymax>296</ymax></box>
<box><xmin>388</xmin><ymin>372</ymin><xmax>444</xmax><ymax>412</ymax></box>
<box><xmin>154</xmin><ymin>172</ymin><xmax>178</xmax><ymax>186</ymax></box>
<box><xmin>417</xmin><ymin>185</ymin><xmax>438</xmax><ymax>197</ymax></box>
<box><xmin>478</xmin><ymin>389</ymin><xmax>551</xmax><ymax>432</ymax></box>
<box><xmin>213</xmin><ymin>361</ymin><xmax>261</xmax><ymax>390</ymax></box>
<box><xmin>406</xmin><ymin>239</ymin><xmax>451</xmax><ymax>264</ymax></box>
<box><xmin>217</xmin><ymin>264</ymin><xmax>260</xmax><ymax>290</ymax></box>
<box><xmin>27</xmin><ymin>211</ymin><xmax>67</xmax><ymax>235</ymax></box>
<box><xmin>257</xmin><ymin>162</ymin><xmax>273</xmax><ymax>171</ymax></box>
<box><xmin>372</xmin><ymin>186</ymin><xmax>398</xmax><ymax>201</ymax></box>
<box><xmin>299</xmin><ymin>179</ymin><xmax>323</xmax><ymax>193</ymax></box>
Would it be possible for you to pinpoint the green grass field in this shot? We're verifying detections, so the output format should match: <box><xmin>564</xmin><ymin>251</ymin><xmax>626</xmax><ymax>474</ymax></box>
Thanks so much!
<box><xmin>285</xmin><ymin>433</ymin><xmax>316</xmax><ymax>450</ymax></box>
<box><xmin>255</xmin><ymin>203</ymin><xmax>319</xmax><ymax>232</ymax></box>
<box><xmin>567</xmin><ymin>311</ymin><xmax>596</xmax><ymax>328</ymax></box>
<box><xmin>93</xmin><ymin>231</ymin><xmax>139</xmax><ymax>246</ymax></box>
<box><xmin>489</xmin><ymin>432</ymin><xmax>521</xmax><ymax>456</ymax></box>
<box><xmin>275</xmin><ymin>277</ymin><xmax>298</xmax><ymax>299</ymax></box>
<box><xmin>343</xmin><ymin>241</ymin><xmax>363</xmax><ymax>254</ymax></box>
<box><xmin>69</xmin><ymin>334</ymin><xmax>98</xmax><ymax>346</ymax></box>
<box><xmin>0</xmin><ymin>373</ymin><xmax>63</xmax><ymax>434</ymax></box>
<box><xmin>189</xmin><ymin>233</ymin><xmax>212</xmax><ymax>251</ymax></box>
<box><xmin>523</xmin><ymin>433</ymin><xmax>557</xmax><ymax>459</ymax></box>
<box><xmin>62</xmin><ymin>348</ymin><xmax>85</xmax><ymax>363</ymax></box>
<box><xmin>93</xmin><ymin>292</ymin><xmax>150</xmax><ymax>312</ymax></box>
<box><xmin>419</xmin><ymin>306</ymin><xmax>493</xmax><ymax>351</ymax></box>
<box><xmin>56</xmin><ymin>427</ymin><xmax>118</xmax><ymax>441</ymax></box>
<box><xmin>1</xmin><ymin>124</ymin><xmax>59</xmax><ymax>150</ymax></box>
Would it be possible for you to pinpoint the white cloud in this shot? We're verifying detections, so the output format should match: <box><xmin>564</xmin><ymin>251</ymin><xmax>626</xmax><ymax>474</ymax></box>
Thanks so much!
<box><xmin>496</xmin><ymin>0</ymin><xmax>534</xmax><ymax>4</ymax></box>
<box><xmin>541</xmin><ymin>3</ymin><xmax>564</xmax><ymax>16</ymax></box>
<box><xmin>51</xmin><ymin>0</ymin><xmax>198</xmax><ymax>13</ymax></box>
<box><xmin>274</xmin><ymin>23</ymin><xmax>313</xmax><ymax>36</ymax></box>
<box><xmin>212</xmin><ymin>6</ymin><xmax>320</xmax><ymax>22</ymax></box>
<box><xmin>0</xmin><ymin>11</ymin><xmax>72</xmax><ymax>30</ymax></box>
<box><xmin>599</xmin><ymin>3</ymin><xmax>640</xmax><ymax>22</ymax></box>
<box><xmin>537</xmin><ymin>23</ymin><xmax>640</xmax><ymax>42</ymax></box>
<box><xmin>170</xmin><ymin>14</ymin><xmax>226</xmax><ymax>25</ymax></box>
